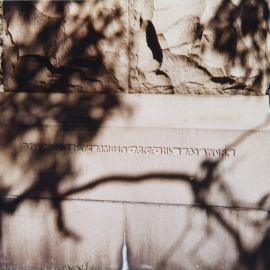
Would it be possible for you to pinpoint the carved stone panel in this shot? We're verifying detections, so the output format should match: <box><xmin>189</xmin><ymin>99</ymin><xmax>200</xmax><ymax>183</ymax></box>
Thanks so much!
<box><xmin>2</xmin><ymin>0</ymin><xmax>270</xmax><ymax>94</ymax></box>
<box><xmin>129</xmin><ymin>0</ymin><xmax>269</xmax><ymax>94</ymax></box>
<box><xmin>3</xmin><ymin>0</ymin><xmax>128</xmax><ymax>92</ymax></box>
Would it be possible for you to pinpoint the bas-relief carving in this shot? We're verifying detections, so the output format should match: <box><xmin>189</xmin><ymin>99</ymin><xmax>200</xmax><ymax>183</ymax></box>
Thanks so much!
<box><xmin>129</xmin><ymin>0</ymin><xmax>269</xmax><ymax>95</ymax></box>
<box><xmin>3</xmin><ymin>0</ymin><xmax>128</xmax><ymax>92</ymax></box>
<box><xmin>2</xmin><ymin>0</ymin><xmax>269</xmax><ymax>94</ymax></box>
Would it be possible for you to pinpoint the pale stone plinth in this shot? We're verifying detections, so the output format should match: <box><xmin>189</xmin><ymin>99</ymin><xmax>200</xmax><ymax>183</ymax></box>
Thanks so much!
<box><xmin>0</xmin><ymin>94</ymin><xmax>269</xmax><ymax>268</ymax></box>
<box><xmin>1</xmin><ymin>200</ymin><xmax>124</xmax><ymax>268</ymax></box>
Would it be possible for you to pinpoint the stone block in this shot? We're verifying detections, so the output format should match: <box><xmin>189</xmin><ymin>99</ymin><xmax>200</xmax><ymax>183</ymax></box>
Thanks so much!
<box><xmin>126</xmin><ymin>204</ymin><xmax>269</xmax><ymax>270</ymax></box>
<box><xmin>3</xmin><ymin>0</ymin><xmax>128</xmax><ymax>92</ymax></box>
<box><xmin>128</xmin><ymin>0</ymin><xmax>269</xmax><ymax>94</ymax></box>
<box><xmin>0</xmin><ymin>94</ymin><xmax>269</xmax><ymax>210</ymax></box>
<box><xmin>1</xmin><ymin>200</ymin><xmax>124</xmax><ymax>268</ymax></box>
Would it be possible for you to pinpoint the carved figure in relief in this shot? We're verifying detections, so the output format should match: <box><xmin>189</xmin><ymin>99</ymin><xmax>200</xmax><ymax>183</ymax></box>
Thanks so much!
<box><xmin>129</xmin><ymin>0</ymin><xmax>268</xmax><ymax>94</ymax></box>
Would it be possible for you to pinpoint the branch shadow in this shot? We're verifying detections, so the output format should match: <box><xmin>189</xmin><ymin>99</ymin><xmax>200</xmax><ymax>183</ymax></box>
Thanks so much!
<box><xmin>0</xmin><ymin>0</ymin><xmax>129</xmax><ymax>240</ymax></box>
<box><xmin>3</xmin><ymin>0</ymin><xmax>127</xmax><ymax>93</ymax></box>
<box><xmin>0</xmin><ymin>1</ymin><xmax>270</xmax><ymax>269</ymax></box>
<box><xmin>208</xmin><ymin>0</ymin><xmax>270</xmax><ymax>93</ymax></box>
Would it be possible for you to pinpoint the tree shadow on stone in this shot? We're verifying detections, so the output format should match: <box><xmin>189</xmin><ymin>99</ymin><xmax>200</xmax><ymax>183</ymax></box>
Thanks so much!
<box><xmin>0</xmin><ymin>0</ymin><xmax>129</xmax><ymax>240</ymax></box>
<box><xmin>0</xmin><ymin>1</ymin><xmax>270</xmax><ymax>269</ymax></box>
<box><xmin>3</xmin><ymin>0</ymin><xmax>127</xmax><ymax>93</ymax></box>
<box><xmin>0</xmin><ymin>113</ymin><xmax>266</xmax><ymax>269</ymax></box>
<box><xmin>208</xmin><ymin>0</ymin><xmax>270</xmax><ymax>93</ymax></box>
<box><xmin>51</xmin><ymin>116</ymin><xmax>270</xmax><ymax>270</ymax></box>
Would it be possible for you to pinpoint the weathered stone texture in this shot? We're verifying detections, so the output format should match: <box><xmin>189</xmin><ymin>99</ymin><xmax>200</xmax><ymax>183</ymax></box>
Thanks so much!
<box><xmin>3</xmin><ymin>0</ymin><xmax>269</xmax><ymax>94</ymax></box>
<box><xmin>129</xmin><ymin>0</ymin><xmax>269</xmax><ymax>94</ymax></box>
<box><xmin>3</xmin><ymin>0</ymin><xmax>128</xmax><ymax>92</ymax></box>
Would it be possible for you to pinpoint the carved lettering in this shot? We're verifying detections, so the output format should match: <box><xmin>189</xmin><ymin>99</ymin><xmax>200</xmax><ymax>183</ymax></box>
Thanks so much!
<box><xmin>22</xmin><ymin>143</ymin><xmax>236</xmax><ymax>158</ymax></box>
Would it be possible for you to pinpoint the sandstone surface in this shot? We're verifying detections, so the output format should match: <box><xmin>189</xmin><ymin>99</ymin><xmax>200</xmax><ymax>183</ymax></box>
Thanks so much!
<box><xmin>129</xmin><ymin>0</ymin><xmax>269</xmax><ymax>94</ymax></box>
<box><xmin>2</xmin><ymin>0</ymin><xmax>269</xmax><ymax>94</ymax></box>
<box><xmin>3</xmin><ymin>0</ymin><xmax>128</xmax><ymax>92</ymax></box>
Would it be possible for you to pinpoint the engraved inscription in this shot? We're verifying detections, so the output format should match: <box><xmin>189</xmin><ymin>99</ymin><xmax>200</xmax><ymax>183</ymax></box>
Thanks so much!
<box><xmin>22</xmin><ymin>143</ymin><xmax>236</xmax><ymax>158</ymax></box>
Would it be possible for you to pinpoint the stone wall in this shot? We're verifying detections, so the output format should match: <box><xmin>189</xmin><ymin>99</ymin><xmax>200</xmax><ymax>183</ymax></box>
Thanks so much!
<box><xmin>0</xmin><ymin>1</ymin><xmax>270</xmax><ymax>269</ymax></box>
<box><xmin>3</xmin><ymin>0</ymin><xmax>128</xmax><ymax>92</ymax></box>
<box><xmin>129</xmin><ymin>0</ymin><xmax>269</xmax><ymax>94</ymax></box>
<box><xmin>3</xmin><ymin>0</ymin><xmax>269</xmax><ymax>94</ymax></box>
<box><xmin>0</xmin><ymin>93</ymin><xmax>270</xmax><ymax>269</ymax></box>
